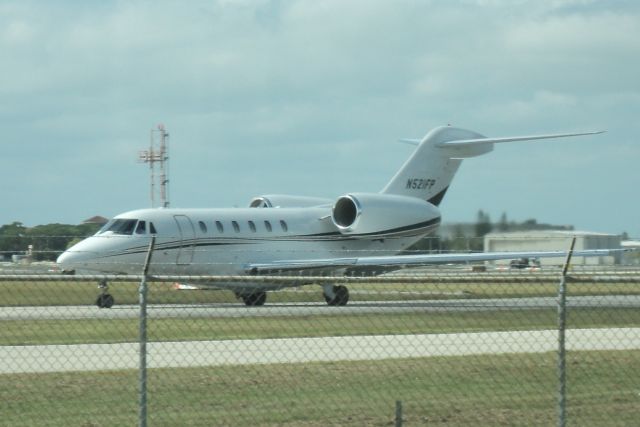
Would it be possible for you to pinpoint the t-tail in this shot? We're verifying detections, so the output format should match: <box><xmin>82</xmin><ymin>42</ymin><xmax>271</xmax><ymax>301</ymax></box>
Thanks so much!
<box><xmin>381</xmin><ymin>126</ymin><xmax>604</xmax><ymax>205</ymax></box>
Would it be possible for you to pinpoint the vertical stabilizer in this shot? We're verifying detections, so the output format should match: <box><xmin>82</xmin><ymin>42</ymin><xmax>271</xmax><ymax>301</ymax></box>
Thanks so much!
<box><xmin>381</xmin><ymin>126</ymin><xmax>487</xmax><ymax>205</ymax></box>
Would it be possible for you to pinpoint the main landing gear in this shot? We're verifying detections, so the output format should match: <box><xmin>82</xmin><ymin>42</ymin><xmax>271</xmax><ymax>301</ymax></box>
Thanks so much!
<box><xmin>323</xmin><ymin>285</ymin><xmax>350</xmax><ymax>306</ymax></box>
<box><xmin>96</xmin><ymin>279</ymin><xmax>115</xmax><ymax>309</ymax></box>
<box><xmin>239</xmin><ymin>291</ymin><xmax>267</xmax><ymax>306</ymax></box>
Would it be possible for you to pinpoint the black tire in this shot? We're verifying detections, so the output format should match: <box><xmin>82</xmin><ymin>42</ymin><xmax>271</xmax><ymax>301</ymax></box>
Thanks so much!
<box><xmin>96</xmin><ymin>293</ymin><xmax>115</xmax><ymax>309</ymax></box>
<box><xmin>242</xmin><ymin>291</ymin><xmax>267</xmax><ymax>306</ymax></box>
<box><xmin>324</xmin><ymin>285</ymin><xmax>349</xmax><ymax>306</ymax></box>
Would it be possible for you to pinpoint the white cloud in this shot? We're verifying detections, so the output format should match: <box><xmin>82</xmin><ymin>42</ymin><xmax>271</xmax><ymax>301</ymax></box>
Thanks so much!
<box><xmin>2</xmin><ymin>19</ymin><xmax>35</xmax><ymax>45</ymax></box>
<box><xmin>506</xmin><ymin>11</ymin><xmax>640</xmax><ymax>54</ymax></box>
<box><xmin>0</xmin><ymin>0</ymin><xmax>638</xmax><ymax>234</ymax></box>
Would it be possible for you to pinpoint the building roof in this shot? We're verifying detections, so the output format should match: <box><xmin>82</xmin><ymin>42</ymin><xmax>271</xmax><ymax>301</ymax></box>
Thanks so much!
<box><xmin>82</xmin><ymin>215</ymin><xmax>109</xmax><ymax>225</ymax></box>
<box><xmin>485</xmin><ymin>230</ymin><xmax>619</xmax><ymax>238</ymax></box>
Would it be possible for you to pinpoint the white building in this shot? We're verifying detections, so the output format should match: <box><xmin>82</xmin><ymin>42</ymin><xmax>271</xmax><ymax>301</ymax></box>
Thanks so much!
<box><xmin>483</xmin><ymin>230</ymin><xmax>622</xmax><ymax>266</ymax></box>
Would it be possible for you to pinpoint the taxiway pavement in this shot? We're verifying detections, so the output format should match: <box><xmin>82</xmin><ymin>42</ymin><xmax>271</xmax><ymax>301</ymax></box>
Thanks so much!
<box><xmin>2</xmin><ymin>328</ymin><xmax>639</xmax><ymax>374</ymax></box>
<box><xmin>1</xmin><ymin>295</ymin><xmax>639</xmax><ymax>321</ymax></box>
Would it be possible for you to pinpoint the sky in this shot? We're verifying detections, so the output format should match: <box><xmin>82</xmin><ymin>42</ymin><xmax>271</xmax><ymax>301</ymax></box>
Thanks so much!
<box><xmin>1</xmin><ymin>0</ymin><xmax>639</xmax><ymax>237</ymax></box>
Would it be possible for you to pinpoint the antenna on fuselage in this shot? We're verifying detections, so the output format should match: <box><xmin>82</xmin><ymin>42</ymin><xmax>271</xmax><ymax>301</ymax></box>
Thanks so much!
<box><xmin>138</xmin><ymin>124</ymin><xmax>170</xmax><ymax>208</ymax></box>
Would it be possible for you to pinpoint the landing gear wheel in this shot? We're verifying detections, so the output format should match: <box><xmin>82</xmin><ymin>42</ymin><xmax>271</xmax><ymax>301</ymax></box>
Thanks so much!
<box><xmin>242</xmin><ymin>291</ymin><xmax>267</xmax><ymax>306</ymax></box>
<box><xmin>95</xmin><ymin>279</ymin><xmax>114</xmax><ymax>308</ymax></box>
<box><xmin>96</xmin><ymin>293</ymin><xmax>115</xmax><ymax>308</ymax></box>
<box><xmin>324</xmin><ymin>285</ymin><xmax>349</xmax><ymax>306</ymax></box>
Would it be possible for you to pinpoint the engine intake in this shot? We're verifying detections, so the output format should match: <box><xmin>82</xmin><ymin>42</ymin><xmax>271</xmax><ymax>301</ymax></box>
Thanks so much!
<box><xmin>332</xmin><ymin>195</ymin><xmax>360</xmax><ymax>228</ymax></box>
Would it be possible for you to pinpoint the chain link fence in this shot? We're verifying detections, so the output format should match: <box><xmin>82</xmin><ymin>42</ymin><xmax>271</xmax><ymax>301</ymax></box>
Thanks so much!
<box><xmin>1</xmin><ymin>239</ymin><xmax>639</xmax><ymax>426</ymax></box>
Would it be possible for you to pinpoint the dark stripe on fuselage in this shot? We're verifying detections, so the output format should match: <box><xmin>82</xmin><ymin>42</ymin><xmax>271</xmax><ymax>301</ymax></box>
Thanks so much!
<box><xmin>304</xmin><ymin>217</ymin><xmax>441</xmax><ymax>239</ymax></box>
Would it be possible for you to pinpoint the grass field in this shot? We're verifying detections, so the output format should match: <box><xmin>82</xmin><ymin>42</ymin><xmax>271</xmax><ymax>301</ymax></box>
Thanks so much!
<box><xmin>1</xmin><ymin>275</ymin><xmax>639</xmax><ymax>425</ymax></box>
<box><xmin>1</xmin><ymin>350</ymin><xmax>639</xmax><ymax>426</ymax></box>
<box><xmin>2</xmin><ymin>308</ymin><xmax>640</xmax><ymax>346</ymax></box>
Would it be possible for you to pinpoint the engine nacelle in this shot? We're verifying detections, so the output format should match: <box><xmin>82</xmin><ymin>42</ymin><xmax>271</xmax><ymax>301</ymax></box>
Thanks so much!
<box><xmin>331</xmin><ymin>193</ymin><xmax>440</xmax><ymax>234</ymax></box>
<box><xmin>249</xmin><ymin>194</ymin><xmax>333</xmax><ymax>208</ymax></box>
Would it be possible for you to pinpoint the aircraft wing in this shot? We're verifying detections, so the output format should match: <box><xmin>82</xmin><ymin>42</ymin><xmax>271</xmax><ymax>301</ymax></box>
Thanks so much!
<box><xmin>245</xmin><ymin>248</ymin><xmax>626</xmax><ymax>276</ymax></box>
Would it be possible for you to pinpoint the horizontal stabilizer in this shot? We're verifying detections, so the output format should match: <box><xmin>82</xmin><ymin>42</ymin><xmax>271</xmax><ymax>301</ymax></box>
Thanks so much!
<box><xmin>437</xmin><ymin>130</ymin><xmax>605</xmax><ymax>148</ymax></box>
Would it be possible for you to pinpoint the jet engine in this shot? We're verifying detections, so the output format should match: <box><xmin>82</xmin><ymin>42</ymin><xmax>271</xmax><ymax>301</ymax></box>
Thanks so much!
<box><xmin>249</xmin><ymin>194</ymin><xmax>333</xmax><ymax>208</ymax></box>
<box><xmin>331</xmin><ymin>193</ymin><xmax>441</xmax><ymax>235</ymax></box>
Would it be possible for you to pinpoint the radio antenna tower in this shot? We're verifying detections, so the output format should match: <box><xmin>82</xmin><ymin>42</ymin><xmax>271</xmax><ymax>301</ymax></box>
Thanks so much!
<box><xmin>138</xmin><ymin>124</ymin><xmax>170</xmax><ymax>208</ymax></box>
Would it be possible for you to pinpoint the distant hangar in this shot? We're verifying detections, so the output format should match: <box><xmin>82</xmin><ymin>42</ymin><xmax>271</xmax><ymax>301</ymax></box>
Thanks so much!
<box><xmin>483</xmin><ymin>230</ymin><xmax>623</xmax><ymax>266</ymax></box>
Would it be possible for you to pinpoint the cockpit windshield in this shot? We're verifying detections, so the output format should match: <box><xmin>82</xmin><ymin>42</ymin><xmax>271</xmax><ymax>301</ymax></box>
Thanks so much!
<box><xmin>97</xmin><ymin>219</ymin><xmax>158</xmax><ymax>236</ymax></box>
<box><xmin>97</xmin><ymin>219</ymin><xmax>138</xmax><ymax>235</ymax></box>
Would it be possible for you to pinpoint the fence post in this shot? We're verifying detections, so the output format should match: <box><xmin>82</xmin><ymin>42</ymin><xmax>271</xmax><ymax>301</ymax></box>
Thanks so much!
<box><xmin>557</xmin><ymin>237</ymin><xmax>576</xmax><ymax>427</ymax></box>
<box><xmin>395</xmin><ymin>400</ymin><xmax>403</xmax><ymax>427</ymax></box>
<box><xmin>139</xmin><ymin>237</ymin><xmax>156</xmax><ymax>427</ymax></box>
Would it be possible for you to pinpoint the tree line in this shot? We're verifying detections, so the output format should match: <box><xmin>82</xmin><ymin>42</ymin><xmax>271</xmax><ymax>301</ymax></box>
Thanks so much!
<box><xmin>408</xmin><ymin>210</ymin><xmax>575</xmax><ymax>253</ymax></box>
<box><xmin>0</xmin><ymin>222</ymin><xmax>101</xmax><ymax>262</ymax></box>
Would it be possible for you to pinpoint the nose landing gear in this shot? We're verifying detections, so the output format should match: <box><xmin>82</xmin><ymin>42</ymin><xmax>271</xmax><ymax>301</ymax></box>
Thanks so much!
<box><xmin>96</xmin><ymin>279</ymin><xmax>115</xmax><ymax>308</ymax></box>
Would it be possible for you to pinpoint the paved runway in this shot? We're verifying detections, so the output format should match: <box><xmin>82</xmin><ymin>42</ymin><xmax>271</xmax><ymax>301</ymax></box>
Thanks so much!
<box><xmin>2</xmin><ymin>295</ymin><xmax>639</xmax><ymax>320</ymax></box>
<box><xmin>2</xmin><ymin>328</ymin><xmax>639</xmax><ymax>374</ymax></box>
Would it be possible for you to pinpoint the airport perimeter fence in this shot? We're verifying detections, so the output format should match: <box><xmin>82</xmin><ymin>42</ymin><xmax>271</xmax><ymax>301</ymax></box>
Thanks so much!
<box><xmin>1</xmin><ymin>238</ymin><xmax>640</xmax><ymax>426</ymax></box>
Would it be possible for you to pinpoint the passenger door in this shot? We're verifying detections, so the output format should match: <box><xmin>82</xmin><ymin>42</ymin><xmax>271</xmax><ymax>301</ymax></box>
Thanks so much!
<box><xmin>174</xmin><ymin>215</ymin><xmax>195</xmax><ymax>265</ymax></box>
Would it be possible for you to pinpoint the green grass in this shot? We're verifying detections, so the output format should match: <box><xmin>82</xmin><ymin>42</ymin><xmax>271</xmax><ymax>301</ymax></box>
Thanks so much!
<box><xmin>1</xmin><ymin>351</ymin><xmax>638</xmax><ymax>426</ymax></box>
<box><xmin>2</xmin><ymin>308</ymin><xmax>640</xmax><ymax>346</ymax></box>
<box><xmin>1</xmin><ymin>279</ymin><xmax>640</xmax><ymax>307</ymax></box>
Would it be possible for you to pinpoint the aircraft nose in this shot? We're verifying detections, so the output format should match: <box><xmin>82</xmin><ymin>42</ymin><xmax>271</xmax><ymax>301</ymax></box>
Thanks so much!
<box><xmin>56</xmin><ymin>239</ymin><xmax>97</xmax><ymax>271</ymax></box>
<box><xmin>56</xmin><ymin>251</ymin><xmax>68</xmax><ymax>265</ymax></box>
<box><xmin>56</xmin><ymin>250</ymin><xmax>80</xmax><ymax>271</ymax></box>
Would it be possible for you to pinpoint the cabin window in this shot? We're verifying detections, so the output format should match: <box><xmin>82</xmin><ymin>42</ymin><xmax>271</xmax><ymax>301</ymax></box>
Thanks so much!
<box><xmin>248</xmin><ymin>221</ymin><xmax>256</xmax><ymax>232</ymax></box>
<box><xmin>264</xmin><ymin>220</ymin><xmax>272</xmax><ymax>232</ymax></box>
<box><xmin>215</xmin><ymin>221</ymin><xmax>224</xmax><ymax>233</ymax></box>
<box><xmin>232</xmin><ymin>221</ymin><xmax>240</xmax><ymax>233</ymax></box>
<box><xmin>135</xmin><ymin>221</ymin><xmax>146</xmax><ymax>234</ymax></box>
<box><xmin>198</xmin><ymin>221</ymin><xmax>207</xmax><ymax>233</ymax></box>
<box><xmin>280</xmin><ymin>220</ymin><xmax>288</xmax><ymax>232</ymax></box>
<box><xmin>149</xmin><ymin>222</ymin><xmax>157</xmax><ymax>234</ymax></box>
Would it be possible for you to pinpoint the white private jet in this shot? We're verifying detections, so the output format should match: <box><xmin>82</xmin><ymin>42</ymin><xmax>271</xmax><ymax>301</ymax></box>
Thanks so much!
<box><xmin>57</xmin><ymin>126</ymin><xmax>614</xmax><ymax>307</ymax></box>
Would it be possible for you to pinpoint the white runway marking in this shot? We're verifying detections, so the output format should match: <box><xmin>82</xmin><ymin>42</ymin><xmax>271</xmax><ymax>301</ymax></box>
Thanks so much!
<box><xmin>2</xmin><ymin>328</ymin><xmax>638</xmax><ymax>374</ymax></box>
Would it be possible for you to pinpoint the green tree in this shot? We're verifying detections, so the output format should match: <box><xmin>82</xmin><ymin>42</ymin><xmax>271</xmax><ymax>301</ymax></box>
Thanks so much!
<box><xmin>472</xmin><ymin>210</ymin><xmax>492</xmax><ymax>251</ymax></box>
<box><xmin>0</xmin><ymin>222</ymin><xmax>101</xmax><ymax>261</ymax></box>
<box><xmin>475</xmin><ymin>210</ymin><xmax>491</xmax><ymax>236</ymax></box>
<box><xmin>0</xmin><ymin>222</ymin><xmax>30</xmax><ymax>259</ymax></box>
<box><xmin>440</xmin><ymin>224</ymin><xmax>470</xmax><ymax>252</ymax></box>
<box><xmin>498</xmin><ymin>212</ymin><xmax>509</xmax><ymax>232</ymax></box>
